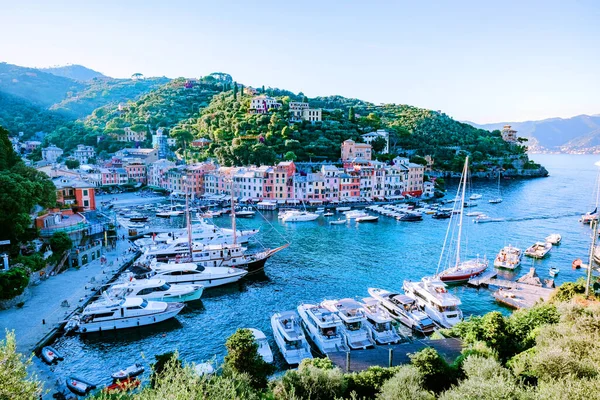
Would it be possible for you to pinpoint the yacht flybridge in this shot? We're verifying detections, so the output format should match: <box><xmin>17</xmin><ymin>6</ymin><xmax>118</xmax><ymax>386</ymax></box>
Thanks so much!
<box><xmin>360</xmin><ymin>297</ymin><xmax>403</xmax><ymax>344</ymax></box>
<box><xmin>297</xmin><ymin>303</ymin><xmax>349</xmax><ymax>354</ymax></box>
<box><xmin>143</xmin><ymin>262</ymin><xmax>248</xmax><ymax>288</ymax></box>
<box><xmin>402</xmin><ymin>277</ymin><xmax>463</xmax><ymax>328</ymax></box>
<box><xmin>107</xmin><ymin>277</ymin><xmax>204</xmax><ymax>303</ymax></box>
<box><xmin>321</xmin><ymin>299</ymin><xmax>375</xmax><ymax>350</ymax></box>
<box><xmin>271</xmin><ymin>310</ymin><xmax>313</xmax><ymax>365</ymax></box>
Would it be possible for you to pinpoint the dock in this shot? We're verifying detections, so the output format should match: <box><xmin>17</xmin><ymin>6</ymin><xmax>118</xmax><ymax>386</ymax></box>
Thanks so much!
<box><xmin>327</xmin><ymin>338</ymin><xmax>463</xmax><ymax>372</ymax></box>
<box><xmin>467</xmin><ymin>270</ymin><xmax>498</xmax><ymax>287</ymax></box>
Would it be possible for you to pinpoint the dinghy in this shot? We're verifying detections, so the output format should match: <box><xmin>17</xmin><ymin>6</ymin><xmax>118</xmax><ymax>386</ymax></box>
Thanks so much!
<box><xmin>103</xmin><ymin>377</ymin><xmax>141</xmax><ymax>394</ymax></box>
<box><xmin>111</xmin><ymin>363</ymin><xmax>145</xmax><ymax>380</ymax></box>
<box><xmin>40</xmin><ymin>346</ymin><xmax>64</xmax><ymax>364</ymax></box>
<box><xmin>66</xmin><ymin>376</ymin><xmax>96</xmax><ymax>396</ymax></box>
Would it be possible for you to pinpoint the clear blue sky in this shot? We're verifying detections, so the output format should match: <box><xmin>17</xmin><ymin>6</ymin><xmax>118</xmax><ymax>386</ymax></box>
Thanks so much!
<box><xmin>1</xmin><ymin>0</ymin><xmax>599</xmax><ymax>123</ymax></box>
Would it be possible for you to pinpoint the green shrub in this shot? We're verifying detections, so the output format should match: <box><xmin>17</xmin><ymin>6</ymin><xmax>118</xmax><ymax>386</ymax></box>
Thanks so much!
<box><xmin>345</xmin><ymin>366</ymin><xmax>401</xmax><ymax>399</ymax></box>
<box><xmin>0</xmin><ymin>267</ymin><xmax>29</xmax><ymax>300</ymax></box>
<box><xmin>0</xmin><ymin>331</ymin><xmax>43</xmax><ymax>399</ymax></box>
<box><xmin>376</xmin><ymin>366</ymin><xmax>434</xmax><ymax>400</ymax></box>
<box><xmin>409</xmin><ymin>347</ymin><xmax>456</xmax><ymax>393</ymax></box>
<box><xmin>49</xmin><ymin>231</ymin><xmax>73</xmax><ymax>254</ymax></box>
<box><xmin>271</xmin><ymin>359</ymin><xmax>347</xmax><ymax>400</ymax></box>
<box><xmin>552</xmin><ymin>280</ymin><xmax>586</xmax><ymax>303</ymax></box>
<box><xmin>223</xmin><ymin>328</ymin><xmax>274</xmax><ymax>389</ymax></box>
<box><xmin>13</xmin><ymin>254</ymin><xmax>46</xmax><ymax>272</ymax></box>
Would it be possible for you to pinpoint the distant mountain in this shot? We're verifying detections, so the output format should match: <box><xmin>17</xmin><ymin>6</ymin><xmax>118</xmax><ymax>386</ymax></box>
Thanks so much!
<box><xmin>41</xmin><ymin>64</ymin><xmax>107</xmax><ymax>81</ymax></box>
<box><xmin>466</xmin><ymin>114</ymin><xmax>600</xmax><ymax>152</ymax></box>
<box><xmin>0</xmin><ymin>62</ymin><xmax>84</xmax><ymax>106</ymax></box>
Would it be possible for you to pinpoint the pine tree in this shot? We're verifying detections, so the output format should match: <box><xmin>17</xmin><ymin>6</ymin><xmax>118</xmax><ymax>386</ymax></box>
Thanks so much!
<box><xmin>261</xmin><ymin>85</ymin><xmax>265</xmax><ymax>93</ymax></box>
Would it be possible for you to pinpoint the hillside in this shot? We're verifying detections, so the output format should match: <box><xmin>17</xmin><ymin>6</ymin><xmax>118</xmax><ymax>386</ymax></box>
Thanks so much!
<box><xmin>0</xmin><ymin>62</ymin><xmax>84</xmax><ymax>106</ymax></box>
<box><xmin>40</xmin><ymin>64</ymin><xmax>106</xmax><ymax>81</ymax></box>
<box><xmin>50</xmin><ymin>76</ymin><xmax>171</xmax><ymax>118</ymax></box>
<box><xmin>467</xmin><ymin>114</ymin><xmax>600</xmax><ymax>152</ymax></box>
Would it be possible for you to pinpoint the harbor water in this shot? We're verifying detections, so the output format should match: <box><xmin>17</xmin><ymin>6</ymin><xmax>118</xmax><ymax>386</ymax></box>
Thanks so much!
<box><xmin>28</xmin><ymin>154</ymin><xmax>600</xmax><ymax>385</ymax></box>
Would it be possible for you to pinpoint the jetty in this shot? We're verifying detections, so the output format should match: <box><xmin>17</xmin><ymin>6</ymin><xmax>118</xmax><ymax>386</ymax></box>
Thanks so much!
<box><xmin>468</xmin><ymin>268</ymin><xmax>554</xmax><ymax>309</ymax></box>
<box><xmin>328</xmin><ymin>338</ymin><xmax>462</xmax><ymax>372</ymax></box>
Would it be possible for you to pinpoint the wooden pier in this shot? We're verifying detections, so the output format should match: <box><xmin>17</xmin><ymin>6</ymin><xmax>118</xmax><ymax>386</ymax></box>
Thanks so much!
<box><xmin>327</xmin><ymin>338</ymin><xmax>463</xmax><ymax>372</ymax></box>
<box><xmin>467</xmin><ymin>270</ymin><xmax>498</xmax><ymax>287</ymax></box>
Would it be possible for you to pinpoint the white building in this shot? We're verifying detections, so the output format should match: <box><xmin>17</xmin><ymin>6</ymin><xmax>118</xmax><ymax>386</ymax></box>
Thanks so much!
<box><xmin>117</xmin><ymin>127</ymin><xmax>147</xmax><ymax>142</ymax></box>
<box><xmin>501</xmin><ymin>125</ymin><xmax>517</xmax><ymax>143</ymax></box>
<box><xmin>41</xmin><ymin>145</ymin><xmax>63</xmax><ymax>163</ymax></box>
<box><xmin>289</xmin><ymin>102</ymin><xmax>322</xmax><ymax>123</ymax></box>
<box><xmin>362</xmin><ymin>130</ymin><xmax>390</xmax><ymax>154</ymax></box>
<box><xmin>249</xmin><ymin>95</ymin><xmax>281</xmax><ymax>114</ymax></box>
<box><xmin>72</xmin><ymin>145</ymin><xmax>96</xmax><ymax>164</ymax></box>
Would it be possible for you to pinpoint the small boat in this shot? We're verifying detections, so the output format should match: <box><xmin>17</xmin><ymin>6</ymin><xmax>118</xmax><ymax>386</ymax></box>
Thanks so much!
<box><xmin>329</xmin><ymin>219</ymin><xmax>347</xmax><ymax>225</ymax></box>
<box><xmin>396</xmin><ymin>212</ymin><xmax>423</xmax><ymax>222</ymax></box>
<box><xmin>545</xmin><ymin>233</ymin><xmax>562</xmax><ymax>245</ymax></box>
<box><xmin>315</xmin><ymin>208</ymin><xmax>325</xmax><ymax>214</ymax></box>
<box><xmin>463</xmin><ymin>201</ymin><xmax>478</xmax><ymax>208</ymax></box>
<box><xmin>494</xmin><ymin>245</ymin><xmax>522</xmax><ymax>270</ymax></box>
<box><xmin>40</xmin><ymin>346</ymin><xmax>64</xmax><ymax>364</ymax></box>
<box><xmin>465</xmin><ymin>211</ymin><xmax>485</xmax><ymax>217</ymax></box>
<box><xmin>356</xmin><ymin>215</ymin><xmax>378</xmax><ymax>223</ymax></box>
<box><xmin>336</xmin><ymin>206</ymin><xmax>351</xmax><ymax>212</ymax></box>
<box><xmin>489</xmin><ymin>198</ymin><xmax>503</xmax><ymax>204</ymax></box>
<box><xmin>524</xmin><ymin>242</ymin><xmax>552</xmax><ymax>259</ymax></box>
<box><xmin>368</xmin><ymin>288</ymin><xmax>435</xmax><ymax>334</ymax></box>
<box><xmin>271</xmin><ymin>310</ymin><xmax>313</xmax><ymax>365</ymax></box>
<box><xmin>130</xmin><ymin>215</ymin><xmax>149</xmax><ymax>223</ymax></box>
<box><xmin>469</xmin><ymin>194</ymin><xmax>482</xmax><ymax>200</ymax></box>
<box><xmin>66</xmin><ymin>376</ymin><xmax>97</xmax><ymax>396</ymax></box>
<box><xmin>321</xmin><ymin>299</ymin><xmax>375</xmax><ymax>350</ymax></box>
<box><xmin>323</xmin><ymin>212</ymin><xmax>334</xmax><ymax>217</ymax></box>
<box><xmin>111</xmin><ymin>363</ymin><xmax>145</xmax><ymax>380</ymax></box>
<box><xmin>581</xmin><ymin>207</ymin><xmax>598</xmax><ymax>224</ymax></box>
<box><xmin>247</xmin><ymin>328</ymin><xmax>274</xmax><ymax>363</ymax></box>
<box><xmin>432</xmin><ymin>211</ymin><xmax>451</xmax><ymax>219</ymax></box>
<box><xmin>473</xmin><ymin>214</ymin><xmax>504</xmax><ymax>223</ymax></box>
<box><xmin>549</xmin><ymin>267</ymin><xmax>559</xmax><ymax>277</ymax></box>
<box><xmin>194</xmin><ymin>363</ymin><xmax>215</xmax><ymax>376</ymax></box>
<box><xmin>103</xmin><ymin>377</ymin><xmax>141</xmax><ymax>394</ymax></box>
<box><xmin>235</xmin><ymin>207</ymin><xmax>256</xmax><ymax>218</ymax></box>
<box><xmin>344</xmin><ymin>210</ymin><xmax>368</xmax><ymax>220</ymax></box>
<box><xmin>282</xmin><ymin>211</ymin><xmax>319</xmax><ymax>222</ymax></box>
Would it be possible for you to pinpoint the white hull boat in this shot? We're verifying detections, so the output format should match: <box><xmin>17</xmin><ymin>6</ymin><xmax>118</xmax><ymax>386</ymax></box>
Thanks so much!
<box><xmin>437</xmin><ymin>258</ymin><xmax>488</xmax><ymax>283</ymax></box>
<box><xmin>524</xmin><ymin>242</ymin><xmax>552</xmax><ymax>259</ymax></box>
<box><xmin>469</xmin><ymin>194</ymin><xmax>482</xmax><ymax>200</ymax></box>
<box><xmin>271</xmin><ymin>311</ymin><xmax>313</xmax><ymax>365</ymax></box>
<box><xmin>403</xmin><ymin>277</ymin><xmax>463</xmax><ymax>328</ymax></box>
<box><xmin>361</xmin><ymin>297</ymin><xmax>403</xmax><ymax>344</ymax></box>
<box><xmin>248</xmin><ymin>328</ymin><xmax>274</xmax><ymax>363</ymax></box>
<box><xmin>146</xmin><ymin>263</ymin><xmax>248</xmax><ymax>288</ymax></box>
<box><xmin>282</xmin><ymin>211</ymin><xmax>319</xmax><ymax>222</ymax></box>
<box><xmin>493</xmin><ymin>245</ymin><xmax>522</xmax><ymax>270</ymax></box>
<box><xmin>108</xmin><ymin>277</ymin><xmax>204</xmax><ymax>303</ymax></box>
<box><xmin>367</xmin><ymin>288</ymin><xmax>435</xmax><ymax>334</ymax></box>
<box><xmin>545</xmin><ymin>233</ymin><xmax>562</xmax><ymax>245</ymax></box>
<box><xmin>297</xmin><ymin>303</ymin><xmax>349</xmax><ymax>355</ymax></box>
<box><xmin>321</xmin><ymin>299</ymin><xmax>375</xmax><ymax>350</ymax></box>
<box><xmin>356</xmin><ymin>215</ymin><xmax>379</xmax><ymax>223</ymax></box>
<box><xmin>329</xmin><ymin>219</ymin><xmax>347</xmax><ymax>225</ymax></box>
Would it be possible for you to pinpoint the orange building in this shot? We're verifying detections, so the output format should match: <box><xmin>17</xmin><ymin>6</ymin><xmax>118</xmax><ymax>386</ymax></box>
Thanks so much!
<box><xmin>53</xmin><ymin>177</ymin><xmax>96</xmax><ymax>211</ymax></box>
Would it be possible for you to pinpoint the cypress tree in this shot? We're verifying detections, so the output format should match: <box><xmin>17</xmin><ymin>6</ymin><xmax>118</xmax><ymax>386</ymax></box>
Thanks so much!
<box><xmin>349</xmin><ymin>106</ymin><xmax>355</xmax><ymax>122</ymax></box>
<box><xmin>233</xmin><ymin>82</ymin><xmax>238</xmax><ymax>100</ymax></box>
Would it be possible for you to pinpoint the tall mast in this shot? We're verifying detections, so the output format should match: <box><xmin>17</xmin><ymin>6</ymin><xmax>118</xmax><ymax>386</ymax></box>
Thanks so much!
<box><xmin>454</xmin><ymin>156</ymin><xmax>469</xmax><ymax>268</ymax></box>
<box><xmin>184</xmin><ymin>175</ymin><xmax>193</xmax><ymax>262</ymax></box>
<box><xmin>231</xmin><ymin>179</ymin><xmax>237</xmax><ymax>246</ymax></box>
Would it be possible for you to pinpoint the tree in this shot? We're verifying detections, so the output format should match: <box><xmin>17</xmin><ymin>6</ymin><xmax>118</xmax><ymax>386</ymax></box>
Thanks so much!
<box><xmin>49</xmin><ymin>231</ymin><xmax>73</xmax><ymax>255</ymax></box>
<box><xmin>377</xmin><ymin>366</ymin><xmax>434</xmax><ymax>400</ymax></box>
<box><xmin>0</xmin><ymin>268</ymin><xmax>29</xmax><ymax>300</ymax></box>
<box><xmin>302</xmin><ymin>95</ymin><xmax>308</xmax><ymax>103</ymax></box>
<box><xmin>233</xmin><ymin>81</ymin><xmax>238</xmax><ymax>100</ymax></box>
<box><xmin>28</xmin><ymin>147</ymin><xmax>42</xmax><ymax>162</ymax></box>
<box><xmin>409</xmin><ymin>348</ymin><xmax>455</xmax><ymax>393</ymax></box>
<box><xmin>348</xmin><ymin>106</ymin><xmax>355</xmax><ymax>122</ymax></box>
<box><xmin>284</xmin><ymin>151</ymin><xmax>297</xmax><ymax>161</ymax></box>
<box><xmin>371</xmin><ymin>136</ymin><xmax>388</xmax><ymax>153</ymax></box>
<box><xmin>65</xmin><ymin>159</ymin><xmax>80</xmax><ymax>169</ymax></box>
<box><xmin>223</xmin><ymin>328</ymin><xmax>274</xmax><ymax>389</ymax></box>
<box><xmin>0</xmin><ymin>331</ymin><xmax>43</xmax><ymax>399</ymax></box>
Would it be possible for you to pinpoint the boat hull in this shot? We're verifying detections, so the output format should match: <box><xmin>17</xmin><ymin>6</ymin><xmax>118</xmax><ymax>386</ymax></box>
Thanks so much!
<box><xmin>75</xmin><ymin>303</ymin><xmax>184</xmax><ymax>333</ymax></box>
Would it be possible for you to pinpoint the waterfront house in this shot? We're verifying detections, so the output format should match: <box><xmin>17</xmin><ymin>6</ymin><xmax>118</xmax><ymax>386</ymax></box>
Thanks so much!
<box><xmin>52</xmin><ymin>177</ymin><xmax>96</xmax><ymax>211</ymax></box>
<box><xmin>125</xmin><ymin>161</ymin><xmax>147</xmax><ymax>184</ymax></box>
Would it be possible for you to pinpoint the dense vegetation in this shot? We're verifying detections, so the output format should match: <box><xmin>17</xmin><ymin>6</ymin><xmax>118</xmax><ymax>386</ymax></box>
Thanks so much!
<box><xmin>5</xmin><ymin>286</ymin><xmax>600</xmax><ymax>399</ymax></box>
<box><xmin>40</xmin><ymin>64</ymin><xmax>106</xmax><ymax>81</ymax></box>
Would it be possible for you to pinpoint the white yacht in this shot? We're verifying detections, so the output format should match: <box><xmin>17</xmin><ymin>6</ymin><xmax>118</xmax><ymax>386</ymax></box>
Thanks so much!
<box><xmin>356</xmin><ymin>215</ymin><xmax>379</xmax><ymax>223</ymax></box>
<box><xmin>360</xmin><ymin>297</ymin><xmax>403</xmax><ymax>344</ymax></box>
<box><xmin>146</xmin><ymin>262</ymin><xmax>248</xmax><ymax>288</ymax></box>
<box><xmin>524</xmin><ymin>242</ymin><xmax>552</xmax><ymax>259</ymax></box>
<box><xmin>344</xmin><ymin>210</ymin><xmax>368</xmax><ymax>220</ymax></box>
<box><xmin>402</xmin><ymin>277</ymin><xmax>463</xmax><ymax>328</ymax></box>
<box><xmin>469</xmin><ymin>194</ymin><xmax>482</xmax><ymax>200</ymax></box>
<box><xmin>66</xmin><ymin>297</ymin><xmax>184</xmax><ymax>333</ymax></box>
<box><xmin>321</xmin><ymin>299</ymin><xmax>375</xmax><ymax>350</ymax></box>
<box><xmin>154</xmin><ymin>219</ymin><xmax>259</xmax><ymax>245</ymax></box>
<box><xmin>367</xmin><ymin>288</ymin><xmax>435</xmax><ymax>334</ymax></box>
<box><xmin>247</xmin><ymin>328</ymin><xmax>274</xmax><ymax>363</ymax></box>
<box><xmin>271</xmin><ymin>311</ymin><xmax>313</xmax><ymax>365</ymax></box>
<box><xmin>297</xmin><ymin>303</ymin><xmax>349</xmax><ymax>354</ymax></box>
<box><xmin>235</xmin><ymin>207</ymin><xmax>256</xmax><ymax>218</ymax></box>
<box><xmin>493</xmin><ymin>245</ymin><xmax>522</xmax><ymax>270</ymax></box>
<box><xmin>282</xmin><ymin>211</ymin><xmax>319</xmax><ymax>222</ymax></box>
<box><xmin>107</xmin><ymin>277</ymin><xmax>204</xmax><ymax>303</ymax></box>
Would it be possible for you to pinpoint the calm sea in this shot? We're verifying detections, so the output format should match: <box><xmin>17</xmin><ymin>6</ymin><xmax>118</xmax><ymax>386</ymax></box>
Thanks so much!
<box><xmin>45</xmin><ymin>153</ymin><xmax>600</xmax><ymax>383</ymax></box>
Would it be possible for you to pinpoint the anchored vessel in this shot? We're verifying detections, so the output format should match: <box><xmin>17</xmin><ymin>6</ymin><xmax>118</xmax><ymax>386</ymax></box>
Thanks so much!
<box><xmin>321</xmin><ymin>298</ymin><xmax>375</xmax><ymax>350</ymax></box>
<box><xmin>271</xmin><ymin>310</ymin><xmax>313</xmax><ymax>365</ymax></box>
<box><xmin>360</xmin><ymin>297</ymin><xmax>403</xmax><ymax>344</ymax></box>
<box><xmin>494</xmin><ymin>245</ymin><xmax>522</xmax><ymax>270</ymax></box>
<box><xmin>297</xmin><ymin>303</ymin><xmax>349</xmax><ymax>354</ymax></box>
<box><xmin>402</xmin><ymin>277</ymin><xmax>463</xmax><ymax>328</ymax></box>
<box><xmin>367</xmin><ymin>288</ymin><xmax>435</xmax><ymax>334</ymax></box>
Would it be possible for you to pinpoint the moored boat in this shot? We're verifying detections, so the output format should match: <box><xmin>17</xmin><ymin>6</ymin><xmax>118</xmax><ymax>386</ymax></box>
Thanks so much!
<box><xmin>297</xmin><ymin>303</ymin><xmax>349</xmax><ymax>355</ymax></box>
<box><xmin>360</xmin><ymin>297</ymin><xmax>403</xmax><ymax>344</ymax></box>
<box><xmin>367</xmin><ymin>288</ymin><xmax>435</xmax><ymax>334</ymax></box>
<box><xmin>493</xmin><ymin>245</ymin><xmax>522</xmax><ymax>270</ymax></box>
<box><xmin>111</xmin><ymin>363</ymin><xmax>145</xmax><ymax>380</ymax></box>
<box><xmin>545</xmin><ymin>233</ymin><xmax>562</xmax><ymax>245</ymax></box>
<box><xmin>107</xmin><ymin>277</ymin><xmax>204</xmax><ymax>303</ymax></box>
<box><xmin>271</xmin><ymin>310</ymin><xmax>313</xmax><ymax>365</ymax></box>
<box><xmin>103</xmin><ymin>377</ymin><xmax>141</xmax><ymax>394</ymax></box>
<box><xmin>549</xmin><ymin>267</ymin><xmax>559</xmax><ymax>277</ymax></box>
<box><xmin>66</xmin><ymin>376</ymin><xmax>97</xmax><ymax>396</ymax></box>
<box><xmin>403</xmin><ymin>277</ymin><xmax>463</xmax><ymax>328</ymax></box>
<box><xmin>321</xmin><ymin>299</ymin><xmax>375</xmax><ymax>350</ymax></box>
<box><xmin>329</xmin><ymin>219</ymin><xmax>347</xmax><ymax>225</ymax></box>
<box><xmin>247</xmin><ymin>328</ymin><xmax>274</xmax><ymax>363</ymax></box>
<box><xmin>356</xmin><ymin>215</ymin><xmax>378</xmax><ymax>223</ymax></box>
<box><xmin>282</xmin><ymin>211</ymin><xmax>319</xmax><ymax>222</ymax></box>
<box><xmin>40</xmin><ymin>346</ymin><xmax>64</xmax><ymax>364</ymax></box>
<box><xmin>437</xmin><ymin>257</ymin><xmax>488</xmax><ymax>283</ymax></box>
<box><xmin>144</xmin><ymin>263</ymin><xmax>248</xmax><ymax>288</ymax></box>
<box><xmin>524</xmin><ymin>242</ymin><xmax>552</xmax><ymax>259</ymax></box>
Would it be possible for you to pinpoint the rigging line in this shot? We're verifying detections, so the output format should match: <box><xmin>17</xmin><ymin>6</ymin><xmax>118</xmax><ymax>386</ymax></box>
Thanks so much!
<box><xmin>436</xmin><ymin>171</ymin><xmax>465</xmax><ymax>275</ymax></box>
<box><xmin>251</xmin><ymin>204</ymin><xmax>292</xmax><ymax>246</ymax></box>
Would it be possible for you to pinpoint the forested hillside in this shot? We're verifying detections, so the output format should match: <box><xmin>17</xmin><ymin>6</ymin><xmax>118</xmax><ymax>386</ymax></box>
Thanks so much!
<box><xmin>40</xmin><ymin>64</ymin><xmax>106</xmax><ymax>81</ymax></box>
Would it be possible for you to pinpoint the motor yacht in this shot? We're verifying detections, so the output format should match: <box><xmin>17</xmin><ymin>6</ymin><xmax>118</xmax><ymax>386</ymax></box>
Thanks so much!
<box><xmin>356</xmin><ymin>215</ymin><xmax>379</xmax><ymax>223</ymax></box>
<box><xmin>396</xmin><ymin>212</ymin><xmax>423</xmax><ymax>222</ymax></box>
<box><xmin>344</xmin><ymin>210</ymin><xmax>368</xmax><ymax>220</ymax></box>
<box><xmin>271</xmin><ymin>311</ymin><xmax>313</xmax><ymax>365</ymax></box>
<box><xmin>297</xmin><ymin>303</ymin><xmax>349</xmax><ymax>354</ymax></box>
<box><xmin>321</xmin><ymin>299</ymin><xmax>375</xmax><ymax>350</ymax></box>
<box><xmin>139</xmin><ymin>262</ymin><xmax>247</xmax><ymax>288</ymax></box>
<box><xmin>524</xmin><ymin>242</ymin><xmax>552</xmax><ymax>259</ymax></box>
<box><xmin>245</xmin><ymin>328</ymin><xmax>274</xmax><ymax>363</ymax></box>
<box><xmin>367</xmin><ymin>288</ymin><xmax>435</xmax><ymax>334</ymax></box>
<box><xmin>107</xmin><ymin>277</ymin><xmax>203</xmax><ymax>303</ymax></box>
<box><xmin>493</xmin><ymin>245</ymin><xmax>522</xmax><ymax>270</ymax></box>
<box><xmin>66</xmin><ymin>296</ymin><xmax>184</xmax><ymax>333</ymax></box>
<box><xmin>469</xmin><ymin>194</ymin><xmax>482</xmax><ymax>200</ymax></box>
<box><xmin>360</xmin><ymin>297</ymin><xmax>403</xmax><ymax>344</ymax></box>
<box><xmin>402</xmin><ymin>277</ymin><xmax>463</xmax><ymax>328</ymax></box>
<box><xmin>282</xmin><ymin>211</ymin><xmax>319</xmax><ymax>222</ymax></box>
<box><xmin>235</xmin><ymin>207</ymin><xmax>256</xmax><ymax>218</ymax></box>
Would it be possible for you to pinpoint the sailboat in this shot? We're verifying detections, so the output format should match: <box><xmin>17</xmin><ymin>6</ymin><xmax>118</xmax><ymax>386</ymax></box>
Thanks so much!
<box><xmin>436</xmin><ymin>156</ymin><xmax>488</xmax><ymax>283</ymax></box>
<box><xmin>581</xmin><ymin>164</ymin><xmax>600</xmax><ymax>224</ymax></box>
<box><xmin>489</xmin><ymin>172</ymin><xmax>503</xmax><ymax>204</ymax></box>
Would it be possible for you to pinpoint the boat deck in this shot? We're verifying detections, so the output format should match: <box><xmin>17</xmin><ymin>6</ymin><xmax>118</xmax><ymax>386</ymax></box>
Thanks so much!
<box><xmin>327</xmin><ymin>338</ymin><xmax>462</xmax><ymax>372</ymax></box>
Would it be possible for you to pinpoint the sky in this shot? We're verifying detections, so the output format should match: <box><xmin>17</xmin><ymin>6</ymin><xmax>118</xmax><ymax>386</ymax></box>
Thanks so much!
<box><xmin>1</xmin><ymin>0</ymin><xmax>599</xmax><ymax>123</ymax></box>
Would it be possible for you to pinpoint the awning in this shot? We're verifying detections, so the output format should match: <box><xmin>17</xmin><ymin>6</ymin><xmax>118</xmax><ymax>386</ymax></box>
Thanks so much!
<box><xmin>286</xmin><ymin>199</ymin><xmax>300</xmax><ymax>204</ymax></box>
<box><xmin>308</xmin><ymin>199</ymin><xmax>323</xmax><ymax>204</ymax></box>
<box><xmin>277</xmin><ymin>200</ymin><xmax>286</xmax><ymax>204</ymax></box>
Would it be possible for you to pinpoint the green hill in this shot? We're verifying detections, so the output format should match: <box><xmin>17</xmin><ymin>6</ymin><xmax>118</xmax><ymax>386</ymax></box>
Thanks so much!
<box><xmin>40</xmin><ymin>64</ymin><xmax>106</xmax><ymax>81</ymax></box>
<box><xmin>0</xmin><ymin>62</ymin><xmax>84</xmax><ymax>107</ymax></box>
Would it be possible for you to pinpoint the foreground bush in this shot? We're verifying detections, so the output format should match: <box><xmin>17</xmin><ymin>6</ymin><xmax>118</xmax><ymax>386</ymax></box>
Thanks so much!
<box><xmin>0</xmin><ymin>267</ymin><xmax>29</xmax><ymax>300</ymax></box>
<box><xmin>0</xmin><ymin>330</ymin><xmax>43</xmax><ymax>400</ymax></box>
<box><xmin>377</xmin><ymin>366</ymin><xmax>434</xmax><ymax>400</ymax></box>
<box><xmin>271</xmin><ymin>358</ymin><xmax>347</xmax><ymax>400</ymax></box>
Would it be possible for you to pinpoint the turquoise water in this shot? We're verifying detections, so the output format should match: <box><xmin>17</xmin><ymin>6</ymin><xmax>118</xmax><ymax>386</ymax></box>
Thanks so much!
<box><xmin>43</xmin><ymin>154</ymin><xmax>600</xmax><ymax>385</ymax></box>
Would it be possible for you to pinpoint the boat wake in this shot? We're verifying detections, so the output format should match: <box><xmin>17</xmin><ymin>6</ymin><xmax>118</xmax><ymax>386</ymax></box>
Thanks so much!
<box><xmin>480</xmin><ymin>211</ymin><xmax>582</xmax><ymax>223</ymax></box>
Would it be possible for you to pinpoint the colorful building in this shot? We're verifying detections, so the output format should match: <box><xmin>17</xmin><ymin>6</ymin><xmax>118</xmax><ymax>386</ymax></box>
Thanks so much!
<box><xmin>52</xmin><ymin>177</ymin><xmax>96</xmax><ymax>211</ymax></box>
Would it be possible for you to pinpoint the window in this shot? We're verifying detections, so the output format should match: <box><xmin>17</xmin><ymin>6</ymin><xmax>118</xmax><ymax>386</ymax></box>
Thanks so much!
<box><xmin>83</xmin><ymin>189</ymin><xmax>88</xmax><ymax>196</ymax></box>
<box><xmin>84</xmin><ymin>200</ymin><xmax>89</xmax><ymax>207</ymax></box>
